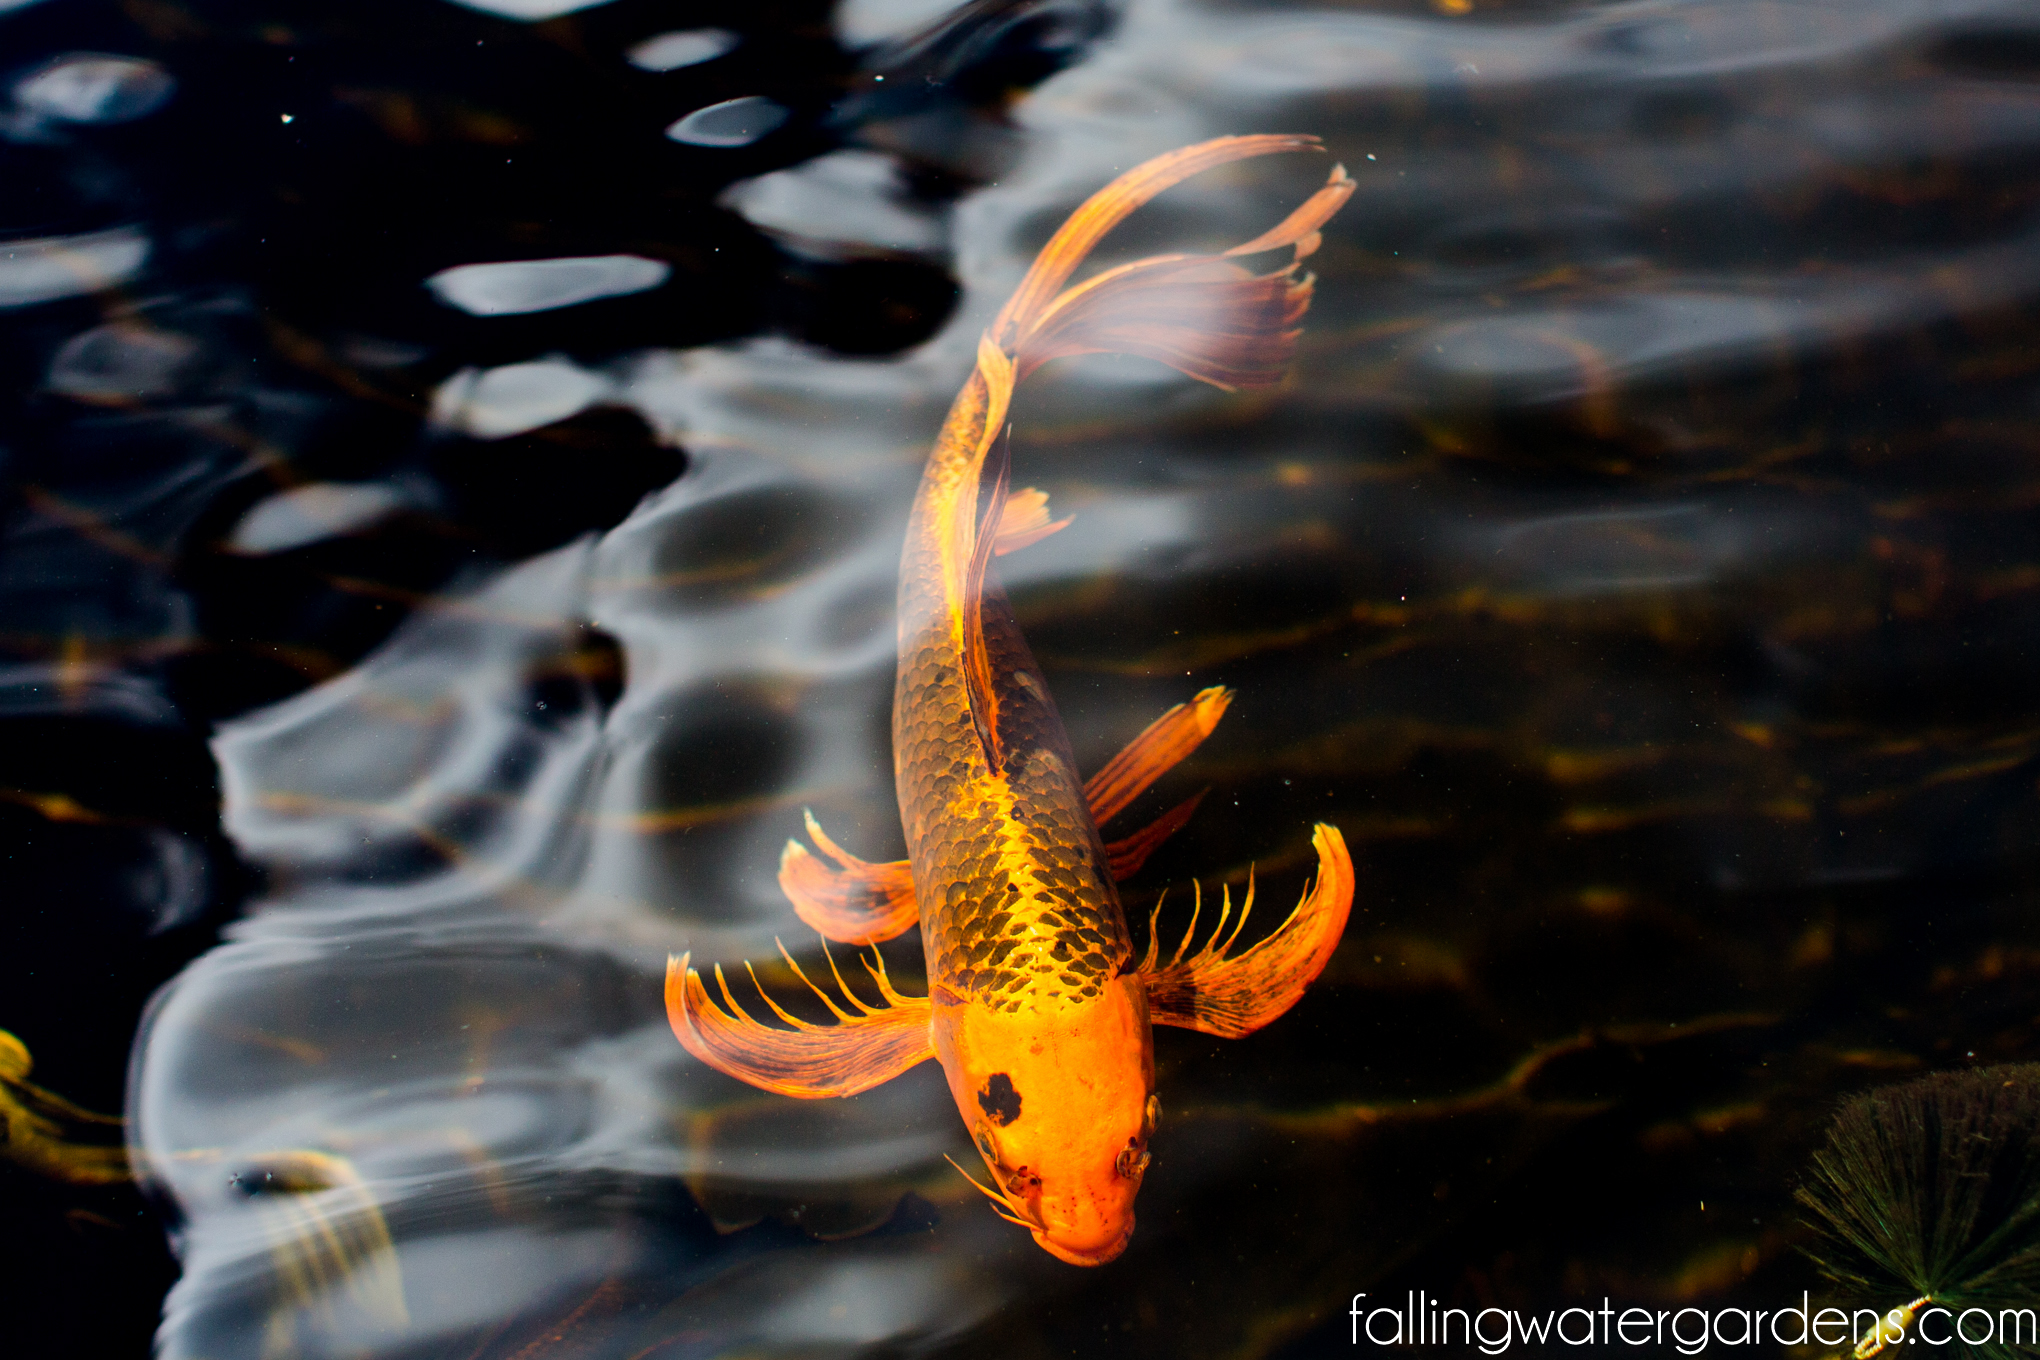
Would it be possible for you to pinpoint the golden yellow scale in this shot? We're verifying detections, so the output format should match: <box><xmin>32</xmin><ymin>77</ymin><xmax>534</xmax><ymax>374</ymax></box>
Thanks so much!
<box><xmin>668</xmin><ymin>135</ymin><xmax>1357</xmax><ymax>1264</ymax></box>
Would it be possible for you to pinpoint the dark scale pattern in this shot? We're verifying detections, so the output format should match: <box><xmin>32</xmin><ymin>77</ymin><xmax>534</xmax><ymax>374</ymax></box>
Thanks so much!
<box><xmin>892</xmin><ymin>379</ymin><xmax>1131</xmax><ymax>1011</ymax></box>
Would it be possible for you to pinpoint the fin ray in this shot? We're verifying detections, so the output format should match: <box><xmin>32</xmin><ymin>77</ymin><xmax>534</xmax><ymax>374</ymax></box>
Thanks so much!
<box><xmin>1103</xmin><ymin>791</ymin><xmax>1206</xmax><ymax>880</ymax></box>
<box><xmin>991</xmin><ymin>134</ymin><xmax>1328</xmax><ymax>348</ymax></box>
<box><xmin>1140</xmin><ymin>824</ymin><xmax>1353</xmax><ymax>1038</ymax></box>
<box><xmin>1223</xmin><ymin>166</ymin><xmax>1354</xmax><ymax>260</ymax></box>
<box><xmin>993</xmin><ymin>487</ymin><xmax>1071</xmax><ymax>556</ymax></box>
<box><xmin>666</xmin><ymin>951</ymin><xmax>934</xmax><ymax>1098</ymax></box>
<box><xmin>1017</xmin><ymin>259</ymin><xmax>1307</xmax><ymax>390</ymax></box>
<box><xmin>1084</xmin><ymin>687</ymin><xmax>1232</xmax><ymax>828</ymax></box>
<box><xmin>779</xmin><ymin>810</ymin><xmax>918</xmax><ymax>945</ymax></box>
<box><xmin>1011</xmin><ymin>161</ymin><xmax>1355</xmax><ymax>390</ymax></box>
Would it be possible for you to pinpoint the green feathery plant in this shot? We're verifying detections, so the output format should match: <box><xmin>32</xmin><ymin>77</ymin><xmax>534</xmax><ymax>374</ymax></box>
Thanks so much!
<box><xmin>1797</xmin><ymin>1064</ymin><xmax>2040</xmax><ymax>1359</ymax></box>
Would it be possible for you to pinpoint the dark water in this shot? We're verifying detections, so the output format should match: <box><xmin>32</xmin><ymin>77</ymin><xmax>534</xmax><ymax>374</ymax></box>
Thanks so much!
<box><xmin>4</xmin><ymin>0</ymin><xmax>2040</xmax><ymax>1353</ymax></box>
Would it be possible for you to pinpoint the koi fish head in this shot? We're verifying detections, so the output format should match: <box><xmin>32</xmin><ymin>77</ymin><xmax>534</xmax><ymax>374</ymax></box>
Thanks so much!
<box><xmin>933</xmin><ymin>973</ymin><xmax>1157</xmax><ymax>1265</ymax></box>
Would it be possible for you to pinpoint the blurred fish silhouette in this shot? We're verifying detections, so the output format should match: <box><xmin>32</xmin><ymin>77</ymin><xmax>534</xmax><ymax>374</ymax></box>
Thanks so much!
<box><xmin>227</xmin><ymin>1149</ymin><xmax>409</xmax><ymax>1358</ymax></box>
<box><xmin>1797</xmin><ymin>1064</ymin><xmax>2040</xmax><ymax>1359</ymax></box>
<box><xmin>668</xmin><ymin>135</ymin><xmax>1356</xmax><ymax>1264</ymax></box>
<box><xmin>0</xmin><ymin>1028</ymin><xmax>128</xmax><ymax>1184</ymax></box>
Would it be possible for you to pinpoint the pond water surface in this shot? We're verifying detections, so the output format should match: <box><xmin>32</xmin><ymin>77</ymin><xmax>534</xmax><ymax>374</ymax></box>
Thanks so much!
<box><xmin>4</xmin><ymin>0</ymin><xmax>2040</xmax><ymax>1354</ymax></box>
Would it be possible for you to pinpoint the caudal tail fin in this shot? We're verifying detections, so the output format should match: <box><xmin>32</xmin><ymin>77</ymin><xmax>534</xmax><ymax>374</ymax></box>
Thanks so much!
<box><xmin>991</xmin><ymin>135</ymin><xmax>1355</xmax><ymax>391</ymax></box>
<box><xmin>939</xmin><ymin>139</ymin><xmax>1354</xmax><ymax>773</ymax></box>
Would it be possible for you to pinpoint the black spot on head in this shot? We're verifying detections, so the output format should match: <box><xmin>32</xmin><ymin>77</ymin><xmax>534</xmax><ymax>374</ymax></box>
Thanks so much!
<box><xmin>977</xmin><ymin>1072</ymin><xmax>1022</xmax><ymax>1126</ymax></box>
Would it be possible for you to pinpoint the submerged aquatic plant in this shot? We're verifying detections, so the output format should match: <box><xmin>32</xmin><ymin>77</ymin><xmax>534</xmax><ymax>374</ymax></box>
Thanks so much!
<box><xmin>228</xmin><ymin>1149</ymin><xmax>409</xmax><ymax>1356</ymax></box>
<box><xmin>1797</xmin><ymin>1064</ymin><xmax>2040</xmax><ymax>1359</ymax></box>
<box><xmin>0</xmin><ymin>1028</ymin><xmax>128</xmax><ymax>1184</ymax></box>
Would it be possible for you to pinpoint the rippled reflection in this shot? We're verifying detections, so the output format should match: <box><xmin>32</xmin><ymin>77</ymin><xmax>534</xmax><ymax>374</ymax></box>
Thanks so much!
<box><xmin>725</xmin><ymin>150</ymin><xmax>947</xmax><ymax>253</ymax></box>
<box><xmin>627</xmin><ymin>29</ymin><xmax>741</xmax><ymax>73</ymax></box>
<box><xmin>431</xmin><ymin>358</ymin><xmax>618</xmax><ymax>439</ymax></box>
<box><xmin>426</xmin><ymin>256</ymin><xmax>674</xmax><ymax>318</ymax></box>
<box><xmin>441</xmin><ymin>0</ymin><xmax>617</xmax><ymax>19</ymax></box>
<box><xmin>13</xmin><ymin>53</ymin><xmax>173</xmax><ymax>124</ymax></box>
<box><xmin>667</xmin><ymin>96</ymin><xmax>792</xmax><ymax>148</ymax></box>
<box><xmin>0</xmin><ymin>227</ymin><xmax>147</xmax><ymax>308</ymax></box>
<box><xmin>227</xmin><ymin>484</ymin><xmax>414</xmax><ymax>556</ymax></box>
<box><xmin>44</xmin><ymin>320</ymin><xmax>202</xmax><ymax>404</ymax></box>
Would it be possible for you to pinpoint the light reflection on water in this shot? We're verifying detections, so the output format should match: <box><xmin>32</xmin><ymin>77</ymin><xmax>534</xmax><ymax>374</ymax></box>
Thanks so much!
<box><xmin>78</xmin><ymin>0</ymin><xmax>2040</xmax><ymax>1353</ymax></box>
<box><xmin>12</xmin><ymin>53</ymin><xmax>175</xmax><ymax>125</ymax></box>
<box><xmin>426</xmin><ymin>256</ymin><xmax>675</xmax><ymax>318</ymax></box>
<box><xmin>0</xmin><ymin>226</ymin><xmax>150</xmax><ymax>308</ymax></box>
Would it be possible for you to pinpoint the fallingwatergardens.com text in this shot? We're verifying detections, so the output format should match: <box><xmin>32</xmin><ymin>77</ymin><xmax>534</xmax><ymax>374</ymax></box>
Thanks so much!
<box><xmin>1350</xmin><ymin>1292</ymin><xmax>2040</xmax><ymax>1354</ymax></box>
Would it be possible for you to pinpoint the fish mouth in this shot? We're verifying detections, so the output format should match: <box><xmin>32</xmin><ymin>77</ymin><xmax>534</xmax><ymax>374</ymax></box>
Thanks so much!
<box><xmin>1031</xmin><ymin>1221</ymin><xmax>1133</xmax><ymax>1267</ymax></box>
<box><xmin>945</xmin><ymin>1154</ymin><xmax>1132</xmax><ymax>1263</ymax></box>
<box><xmin>947</xmin><ymin>1153</ymin><xmax>1049</xmax><ymax>1232</ymax></box>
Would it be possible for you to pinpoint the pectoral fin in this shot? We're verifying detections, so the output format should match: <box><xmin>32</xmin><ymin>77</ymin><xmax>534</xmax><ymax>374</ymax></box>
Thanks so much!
<box><xmin>666</xmin><ymin>946</ymin><xmax>934</xmax><ymax>1098</ymax></box>
<box><xmin>1140</xmin><ymin>823</ymin><xmax>1353</xmax><ymax>1038</ymax></box>
<box><xmin>1084</xmin><ymin>686</ymin><xmax>1232</xmax><ymax>828</ymax></box>
<box><xmin>779</xmin><ymin>810</ymin><xmax>918</xmax><ymax>945</ymax></box>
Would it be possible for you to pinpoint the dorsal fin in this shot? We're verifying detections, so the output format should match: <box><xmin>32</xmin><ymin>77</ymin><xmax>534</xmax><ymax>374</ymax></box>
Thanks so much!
<box><xmin>961</xmin><ymin>422</ymin><xmax>1012</xmax><ymax>773</ymax></box>
<box><xmin>942</xmin><ymin>335</ymin><xmax>1017</xmax><ymax>776</ymax></box>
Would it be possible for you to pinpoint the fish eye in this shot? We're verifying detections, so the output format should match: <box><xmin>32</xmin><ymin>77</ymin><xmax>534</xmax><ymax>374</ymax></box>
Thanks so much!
<box><xmin>1115</xmin><ymin>1145</ymin><xmax>1151</xmax><ymax>1180</ymax></box>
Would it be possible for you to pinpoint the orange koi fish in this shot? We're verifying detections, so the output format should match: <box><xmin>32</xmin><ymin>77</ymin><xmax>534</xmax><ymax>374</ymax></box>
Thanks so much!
<box><xmin>667</xmin><ymin>135</ymin><xmax>1356</xmax><ymax>1265</ymax></box>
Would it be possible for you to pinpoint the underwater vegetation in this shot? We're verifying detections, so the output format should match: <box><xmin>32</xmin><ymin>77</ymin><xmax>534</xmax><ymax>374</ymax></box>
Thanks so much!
<box><xmin>1</xmin><ymin>1029</ymin><xmax>404</xmax><ymax>1357</ymax></box>
<box><xmin>0</xmin><ymin>1028</ymin><xmax>126</xmax><ymax>1185</ymax></box>
<box><xmin>225</xmin><ymin>1149</ymin><xmax>409</xmax><ymax>1360</ymax></box>
<box><xmin>1799</xmin><ymin>1065</ymin><xmax>2040</xmax><ymax>1360</ymax></box>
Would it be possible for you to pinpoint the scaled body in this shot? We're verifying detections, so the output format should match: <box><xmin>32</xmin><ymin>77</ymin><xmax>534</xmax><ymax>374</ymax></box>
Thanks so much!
<box><xmin>668</xmin><ymin>135</ymin><xmax>1357</xmax><ymax>1264</ymax></box>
